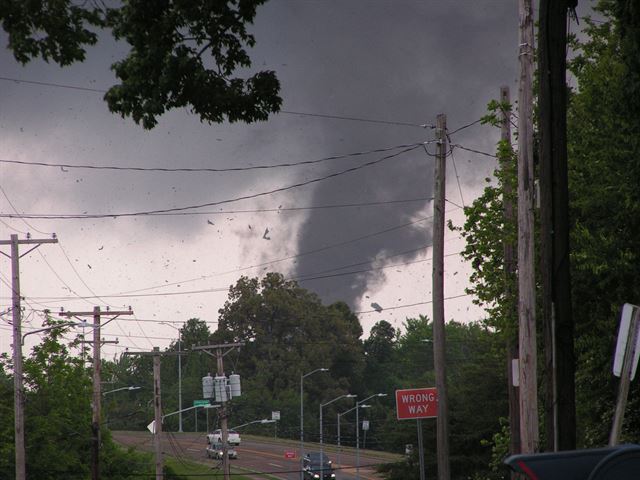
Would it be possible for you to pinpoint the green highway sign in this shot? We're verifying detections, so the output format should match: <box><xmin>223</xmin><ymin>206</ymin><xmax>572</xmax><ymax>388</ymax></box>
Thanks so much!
<box><xmin>193</xmin><ymin>400</ymin><xmax>209</xmax><ymax>407</ymax></box>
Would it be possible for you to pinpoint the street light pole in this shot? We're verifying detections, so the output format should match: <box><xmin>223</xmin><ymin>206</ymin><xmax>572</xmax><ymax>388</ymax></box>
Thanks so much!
<box><xmin>337</xmin><ymin>404</ymin><xmax>369</xmax><ymax>470</ymax></box>
<box><xmin>300</xmin><ymin>368</ymin><xmax>328</xmax><ymax>480</ymax></box>
<box><xmin>161</xmin><ymin>322</ymin><xmax>183</xmax><ymax>433</ymax></box>
<box><xmin>177</xmin><ymin>331</ymin><xmax>182</xmax><ymax>433</ymax></box>
<box><xmin>356</xmin><ymin>393</ymin><xmax>387</xmax><ymax>479</ymax></box>
<box><xmin>320</xmin><ymin>394</ymin><xmax>356</xmax><ymax>478</ymax></box>
<box><xmin>232</xmin><ymin>418</ymin><xmax>275</xmax><ymax>430</ymax></box>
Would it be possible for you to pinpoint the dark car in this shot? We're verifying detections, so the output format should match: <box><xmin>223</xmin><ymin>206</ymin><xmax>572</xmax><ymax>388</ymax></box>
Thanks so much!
<box><xmin>303</xmin><ymin>452</ymin><xmax>336</xmax><ymax>479</ymax></box>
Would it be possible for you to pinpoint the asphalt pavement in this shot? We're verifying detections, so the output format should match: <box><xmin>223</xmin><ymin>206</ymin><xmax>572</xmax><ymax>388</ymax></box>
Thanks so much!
<box><xmin>112</xmin><ymin>431</ymin><xmax>397</xmax><ymax>479</ymax></box>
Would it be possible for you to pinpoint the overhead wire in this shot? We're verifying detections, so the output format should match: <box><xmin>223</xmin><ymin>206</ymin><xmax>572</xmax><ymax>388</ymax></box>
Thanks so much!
<box><xmin>354</xmin><ymin>293</ymin><xmax>469</xmax><ymax>314</ymax></box>
<box><xmin>446</xmin><ymin>135</ymin><xmax>466</xmax><ymax>208</ymax></box>
<box><xmin>0</xmin><ymin>144</ymin><xmax>425</xmax><ymax>219</ymax></box>
<box><xmin>103</xmin><ymin>210</ymin><xmax>442</xmax><ymax>296</ymax></box>
<box><xmin>0</xmin><ymin>196</ymin><xmax>433</xmax><ymax>219</ymax></box>
<box><xmin>0</xmin><ymin>142</ymin><xmax>425</xmax><ymax>173</ymax></box>
<box><xmin>449</xmin><ymin>143</ymin><xmax>497</xmax><ymax>158</ymax></box>
<box><xmin>0</xmin><ymin>184</ymin><xmax>53</xmax><ymax>235</ymax></box>
<box><xmin>447</xmin><ymin>118</ymin><xmax>483</xmax><ymax>136</ymax></box>
<box><xmin>0</xmin><ymin>75</ymin><xmax>431</xmax><ymax>129</ymax></box>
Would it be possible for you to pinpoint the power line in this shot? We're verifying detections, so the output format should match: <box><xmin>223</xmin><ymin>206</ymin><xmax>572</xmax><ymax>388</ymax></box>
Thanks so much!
<box><xmin>450</xmin><ymin>143</ymin><xmax>497</xmax><ymax>158</ymax></box>
<box><xmin>0</xmin><ymin>184</ymin><xmax>52</xmax><ymax>235</ymax></box>
<box><xmin>279</xmin><ymin>109</ymin><xmax>432</xmax><ymax>128</ymax></box>
<box><xmin>103</xmin><ymin>212</ymin><xmax>443</xmax><ymax>296</ymax></box>
<box><xmin>0</xmin><ymin>75</ymin><xmax>431</xmax><ymax>129</ymax></box>
<box><xmin>0</xmin><ymin>196</ymin><xmax>432</xmax><ymax>219</ymax></box>
<box><xmin>7</xmin><ymin>249</ymin><xmax>464</xmax><ymax>303</ymax></box>
<box><xmin>0</xmin><ymin>144</ymin><xmax>424</xmax><ymax>219</ymax></box>
<box><xmin>447</xmin><ymin>118</ymin><xmax>484</xmax><ymax>136</ymax></box>
<box><xmin>0</xmin><ymin>142</ymin><xmax>425</xmax><ymax>173</ymax></box>
<box><xmin>354</xmin><ymin>293</ymin><xmax>470</xmax><ymax>314</ymax></box>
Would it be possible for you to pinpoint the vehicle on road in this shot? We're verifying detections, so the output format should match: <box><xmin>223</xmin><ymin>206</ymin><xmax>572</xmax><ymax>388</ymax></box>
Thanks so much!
<box><xmin>206</xmin><ymin>442</ymin><xmax>238</xmax><ymax>460</ymax></box>
<box><xmin>303</xmin><ymin>452</ymin><xmax>336</xmax><ymax>479</ymax></box>
<box><xmin>207</xmin><ymin>429</ymin><xmax>241</xmax><ymax>446</ymax></box>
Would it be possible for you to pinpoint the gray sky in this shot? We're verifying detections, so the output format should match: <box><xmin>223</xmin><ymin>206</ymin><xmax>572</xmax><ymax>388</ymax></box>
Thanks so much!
<box><xmin>0</xmin><ymin>1</ymin><xmax>591</xmax><ymax>358</ymax></box>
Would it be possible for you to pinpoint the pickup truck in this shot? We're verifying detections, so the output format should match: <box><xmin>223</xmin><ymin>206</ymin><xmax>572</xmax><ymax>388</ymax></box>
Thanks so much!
<box><xmin>207</xmin><ymin>429</ymin><xmax>241</xmax><ymax>446</ymax></box>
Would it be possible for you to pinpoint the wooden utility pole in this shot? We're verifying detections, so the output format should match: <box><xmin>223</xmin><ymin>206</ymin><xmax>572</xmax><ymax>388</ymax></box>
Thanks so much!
<box><xmin>538</xmin><ymin>0</ymin><xmax>576</xmax><ymax>452</ymax></box>
<box><xmin>192</xmin><ymin>343</ymin><xmax>244</xmax><ymax>480</ymax></box>
<box><xmin>61</xmin><ymin>307</ymin><xmax>131</xmax><ymax>480</ymax></box>
<box><xmin>499</xmin><ymin>86</ymin><xmax>521</xmax><ymax>459</ymax></box>
<box><xmin>123</xmin><ymin>347</ymin><xmax>182</xmax><ymax>480</ymax></box>
<box><xmin>153</xmin><ymin>348</ymin><xmax>163</xmax><ymax>480</ymax></box>
<box><xmin>1</xmin><ymin>234</ymin><xmax>58</xmax><ymax>480</ymax></box>
<box><xmin>517</xmin><ymin>0</ymin><xmax>539</xmax><ymax>454</ymax></box>
<box><xmin>432</xmin><ymin>113</ymin><xmax>450</xmax><ymax>480</ymax></box>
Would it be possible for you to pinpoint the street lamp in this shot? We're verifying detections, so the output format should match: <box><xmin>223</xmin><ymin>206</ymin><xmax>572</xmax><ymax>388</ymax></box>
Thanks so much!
<box><xmin>356</xmin><ymin>393</ymin><xmax>387</xmax><ymax>479</ymax></box>
<box><xmin>161</xmin><ymin>322</ymin><xmax>184</xmax><ymax>433</ymax></box>
<box><xmin>320</xmin><ymin>394</ymin><xmax>356</xmax><ymax>478</ymax></box>
<box><xmin>103</xmin><ymin>386</ymin><xmax>141</xmax><ymax>396</ymax></box>
<box><xmin>300</xmin><ymin>368</ymin><xmax>328</xmax><ymax>480</ymax></box>
<box><xmin>337</xmin><ymin>404</ymin><xmax>370</xmax><ymax>470</ymax></box>
<box><xmin>232</xmin><ymin>418</ymin><xmax>276</xmax><ymax>430</ymax></box>
<box><xmin>21</xmin><ymin>320</ymin><xmax>96</xmax><ymax>345</ymax></box>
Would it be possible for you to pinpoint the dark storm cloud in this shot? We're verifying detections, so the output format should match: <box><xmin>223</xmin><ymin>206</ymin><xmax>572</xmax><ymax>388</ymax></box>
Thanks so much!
<box><xmin>0</xmin><ymin>1</ymin><xmax>518</xmax><ymax>309</ymax></box>
<box><xmin>249</xmin><ymin>0</ymin><xmax>518</xmax><ymax>307</ymax></box>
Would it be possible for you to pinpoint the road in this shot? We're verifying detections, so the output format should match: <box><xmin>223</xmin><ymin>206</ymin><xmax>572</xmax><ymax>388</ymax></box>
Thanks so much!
<box><xmin>112</xmin><ymin>431</ymin><xmax>398</xmax><ymax>479</ymax></box>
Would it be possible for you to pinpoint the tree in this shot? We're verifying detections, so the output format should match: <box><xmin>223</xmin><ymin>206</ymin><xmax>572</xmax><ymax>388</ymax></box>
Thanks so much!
<box><xmin>376</xmin><ymin>318</ymin><xmax>506</xmax><ymax>480</ymax></box>
<box><xmin>215</xmin><ymin>273</ymin><xmax>365</xmax><ymax>441</ymax></box>
<box><xmin>0</xmin><ymin>322</ymin><xmax>156</xmax><ymax>479</ymax></box>
<box><xmin>567</xmin><ymin>1</ymin><xmax>640</xmax><ymax>445</ymax></box>
<box><xmin>363</xmin><ymin>320</ymin><xmax>398</xmax><ymax>396</ymax></box>
<box><xmin>448</xmin><ymin>0</ymin><xmax>640</xmax><ymax>451</ymax></box>
<box><xmin>0</xmin><ymin>0</ymin><xmax>281</xmax><ymax>129</ymax></box>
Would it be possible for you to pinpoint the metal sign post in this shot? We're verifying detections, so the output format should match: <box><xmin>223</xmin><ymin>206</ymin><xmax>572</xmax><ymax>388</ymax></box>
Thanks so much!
<box><xmin>417</xmin><ymin>419</ymin><xmax>426</xmax><ymax>480</ymax></box>
<box><xmin>396</xmin><ymin>388</ymin><xmax>438</xmax><ymax>480</ymax></box>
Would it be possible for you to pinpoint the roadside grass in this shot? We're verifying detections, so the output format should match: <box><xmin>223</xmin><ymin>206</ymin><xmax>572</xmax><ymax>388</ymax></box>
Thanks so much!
<box><xmin>165</xmin><ymin>455</ymin><xmax>279</xmax><ymax>480</ymax></box>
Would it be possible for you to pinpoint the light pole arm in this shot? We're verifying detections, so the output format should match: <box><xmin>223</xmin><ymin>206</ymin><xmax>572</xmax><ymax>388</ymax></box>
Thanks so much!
<box><xmin>21</xmin><ymin>322</ymin><xmax>76</xmax><ymax>345</ymax></box>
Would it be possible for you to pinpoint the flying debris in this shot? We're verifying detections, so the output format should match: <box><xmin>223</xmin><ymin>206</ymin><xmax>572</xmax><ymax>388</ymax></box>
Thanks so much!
<box><xmin>98</xmin><ymin>246</ymin><xmax>104</xmax><ymax>250</ymax></box>
<box><xmin>370</xmin><ymin>302</ymin><xmax>383</xmax><ymax>313</ymax></box>
<box><xmin>207</xmin><ymin>220</ymin><xmax>214</xmax><ymax>225</ymax></box>
<box><xmin>263</xmin><ymin>228</ymin><xmax>271</xmax><ymax>240</ymax></box>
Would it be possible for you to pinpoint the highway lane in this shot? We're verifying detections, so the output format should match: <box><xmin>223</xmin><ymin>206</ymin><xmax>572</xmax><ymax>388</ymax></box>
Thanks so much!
<box><xmin>112</xmin><ymin>431</ymin><xmax>396</xmax><ymax>479</ymax></box>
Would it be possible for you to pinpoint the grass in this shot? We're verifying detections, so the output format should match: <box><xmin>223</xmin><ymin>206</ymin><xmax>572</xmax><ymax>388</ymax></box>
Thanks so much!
<box><xmin>164</xmin><ymin>455</ymin><xmax>279</xmax><ymax>480</ymax></box>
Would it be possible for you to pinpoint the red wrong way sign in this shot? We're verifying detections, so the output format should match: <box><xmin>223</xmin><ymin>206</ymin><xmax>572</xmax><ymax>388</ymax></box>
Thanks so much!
<box><xmin>395</xmin><ymin>387</ymin><xmax>438</xmax><ymax>420</ymax></box>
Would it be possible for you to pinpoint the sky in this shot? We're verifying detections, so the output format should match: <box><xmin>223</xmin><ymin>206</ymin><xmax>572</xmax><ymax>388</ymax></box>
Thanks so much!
<box><xmin>0</xmin><ymin>1</ymin><xmax>594</xmax><ymax>360</ymax></box>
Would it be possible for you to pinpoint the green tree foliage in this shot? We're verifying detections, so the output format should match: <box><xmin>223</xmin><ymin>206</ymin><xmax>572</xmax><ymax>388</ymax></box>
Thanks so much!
<box><xmin>214</xmin><ymin>273</ymin><xmax>365</xmax><ymax>441</ymax></box>
<box><xmin>447</xmin><ymin>0</ymin><xmax>640</xmax><ymax>451</ymax></box>
<box><xmin>448</xmin><ymin>135</ymin><xmax>518</xmax><ymax>339</ymax></box>
<box><xmin>363</xmin><ymin>320</ymin><xmax>398</xmax><ymax>395</ymax></box>
<box><xmin>0</xmin><ymin>321</ymin><xmax>155</xmax><ymax>479</ymax></box>
<box><xmin>376</xmin><ymin>318</ymin><xmax>506</xmax><ymax>480</ymax></box>
<box><xmin>567</xmin><ymin>1</ymin><xmax>640</xmax><ymax>445</ymax></box>
<box><xmin>0</xmin><ymin>0</ymin><xmax>281</xmax><ymax>129</ymax></box>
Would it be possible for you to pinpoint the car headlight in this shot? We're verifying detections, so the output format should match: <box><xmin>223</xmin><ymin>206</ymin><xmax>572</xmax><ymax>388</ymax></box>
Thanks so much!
<box><xmin>331</xmin><ymin>474</ymin><xmax>336</xmax><ymax>478</ymax></box>
<box><xmin>313</xmin><ymin>474</ymin><xmax>320</xmax><ymax>479</ymax></box>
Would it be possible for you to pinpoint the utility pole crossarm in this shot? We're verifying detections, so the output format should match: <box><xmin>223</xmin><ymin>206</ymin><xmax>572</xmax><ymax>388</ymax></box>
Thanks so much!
<box><xmin>0</xmin><ymin>238</ymin><xmax>58</xmax><ymax>245</ymax></box>
<box><xmin>192</xmin><ymin>343</ymin><xmax>244</xmax><ymax>359</ymax></box>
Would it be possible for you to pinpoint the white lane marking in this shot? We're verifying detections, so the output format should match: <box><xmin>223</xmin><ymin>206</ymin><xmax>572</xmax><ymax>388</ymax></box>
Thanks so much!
<box><xmin>268</xmin><ymin>462</ymin><xmax>283</xmax><ymax>468</ymax></box>
<box><xmin>186</xmin><ymin>448</ymin><xmax>201</xmax><ymax>452</ymax></box>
